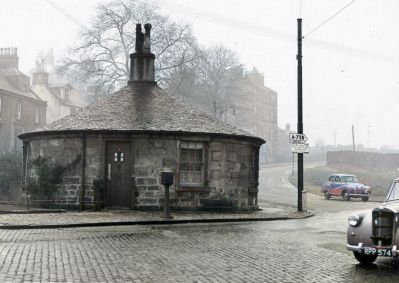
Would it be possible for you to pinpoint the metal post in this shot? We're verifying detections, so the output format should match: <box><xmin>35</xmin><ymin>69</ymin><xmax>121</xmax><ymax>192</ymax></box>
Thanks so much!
<box><xmin>162</xmin><ymin>185</ymin><xmax>172</xmax><ymax>219</ymax></box>
<box><xmin>160</xmin><ymin>169</ymin><xmax>174</xmax><ymax>219</ymax></box>
<box><xmin>292</xmin><ymin>152</ymin><xmax>295</xmax><ymax>176</ymax></box>
<box><xmin>352</xmin><ymin>125</ymin><xmax>356</xmax><ymax>151</ymax></box>
<box><xmin>297</xmin><ymin>18</ymin><xmax>303</xmax><ymax>212</ymax></box>
<box><xmin>80</xmin><ymin>132</ymin><xmax>87</xmax><ymax>211</ymax></box>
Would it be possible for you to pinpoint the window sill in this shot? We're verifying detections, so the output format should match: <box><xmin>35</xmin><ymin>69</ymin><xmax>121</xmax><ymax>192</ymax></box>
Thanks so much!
<box><xmin>176</xmin><ymin>187</ymin><xmax>211</xmax><ymax>193</ymax></box>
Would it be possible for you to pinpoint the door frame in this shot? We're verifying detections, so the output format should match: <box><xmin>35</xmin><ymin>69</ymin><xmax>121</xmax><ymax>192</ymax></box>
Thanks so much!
<box><xmin>103</xmin><ymin>137</ymin><xmax>135</xmax><ymax>208</ymax></box>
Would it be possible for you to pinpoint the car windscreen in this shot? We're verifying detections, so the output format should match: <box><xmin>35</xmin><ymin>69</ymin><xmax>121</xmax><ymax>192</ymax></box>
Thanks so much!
<box><xmin>340</xmin><ymin>175</ymin><xmax>358</xmax><ymax>183</ymax></box>
<box><xmin>387</xmin><ymin>182</ymin><xmax>399</xmax><ymax>201</ymax></box>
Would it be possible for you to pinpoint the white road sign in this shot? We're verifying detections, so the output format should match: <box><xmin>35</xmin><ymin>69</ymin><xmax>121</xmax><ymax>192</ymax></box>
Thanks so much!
<box><xmin>291</xmin><ymin>143</ymin><xmax>309</xmax><ymax>154</ymax></box>
<box><xmin>289</xmin><ymin>133</ymin><xmax>308</xmax><ymax>143</ymax></box>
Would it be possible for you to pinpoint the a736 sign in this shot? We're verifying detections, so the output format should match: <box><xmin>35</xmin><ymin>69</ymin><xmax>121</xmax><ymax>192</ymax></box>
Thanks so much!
<box><xmin>289</xmin><ymin>133</ymin><xmax>308</xmax><ymax>143</ymax></box>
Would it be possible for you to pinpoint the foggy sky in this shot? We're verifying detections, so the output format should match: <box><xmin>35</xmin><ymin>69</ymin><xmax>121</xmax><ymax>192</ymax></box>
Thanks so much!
<box><xmin>1</xmin><ymin>0</ymin><xmax>398</xmax><ymax>149</ymax></box>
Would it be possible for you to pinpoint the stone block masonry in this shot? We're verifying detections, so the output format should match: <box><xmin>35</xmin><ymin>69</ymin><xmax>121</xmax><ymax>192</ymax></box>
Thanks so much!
<box><xmin>24</xmin><ymin>133</ymin><xmax>260</xmax><ymax>211</ymax></box>
<box><xmin>26</xmin><ymin>137</ymin><xmax>84</xmax><ymax>208</ymax></box>
<box><xmin>131</xmin><ymin>136</ymin><xmax>259</xmax><ymax>211</ymax></box>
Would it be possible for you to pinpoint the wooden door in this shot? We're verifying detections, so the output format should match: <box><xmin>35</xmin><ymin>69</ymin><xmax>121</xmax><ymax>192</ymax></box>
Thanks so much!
<box><xmin>106</xmin><ymin>142</ymin><xmax>131</xmax><ymax>208</ymax></box>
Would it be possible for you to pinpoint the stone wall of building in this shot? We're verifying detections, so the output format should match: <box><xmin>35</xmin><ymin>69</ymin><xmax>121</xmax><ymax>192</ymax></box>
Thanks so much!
<box><xmin>133</xmin><ymin>135</ymin><xmax>258</xmax><ymax>211</ymax></box>
<box><xmin>26</xmin><ymin>135</ymin><xmax>104</xmax><ymax>209</ymax></box>
<box><xmin>206</xmin><ymin>139</ymin><xmax>258</xmax><ymax>210</ymax></box>
<box><xmin>133</xmin><ymin>137</ymin><xmax>175</xmax><ymax>209</ymax></box>
<box><xmin>25</xmin><ymin>134</ymin><xmax>260</xmax><ymax>211</ymax></box>
<box><xmin>27</xmin><ymin>137</ymin><xmax>83</xmax><ymax>208</ymax></box>
<box><xmin>84</xmin><ymin>137</ymin><xmax>104</xmax><ymax>207</ymax></box>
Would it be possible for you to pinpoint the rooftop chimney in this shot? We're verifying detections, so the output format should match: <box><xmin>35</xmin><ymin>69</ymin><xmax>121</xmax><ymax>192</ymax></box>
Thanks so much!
<box><xmin>0</xmin><ymin>47</ymin><xmax>19</xmax><ymax>69</ymax></box>
<box><xmin>32</xmin><ymin>59</ymin><xmax>49</xmax><ymax>86</ymax></box>
<box><xmin>128</xmin><ymin>23</ymin><xmax>156</xmax><ymax>86</ymax></box>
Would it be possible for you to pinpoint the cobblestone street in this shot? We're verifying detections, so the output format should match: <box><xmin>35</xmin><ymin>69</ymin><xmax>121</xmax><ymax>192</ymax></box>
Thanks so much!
<box><xmin>0</xmin><ymin>220</ymin><xmax>398</xmax><ymax>283</ymax></box>
<box><xmin>0</xmin><ymin>164</ymin><xmax>397</xmax><ymax>282</ymax></box>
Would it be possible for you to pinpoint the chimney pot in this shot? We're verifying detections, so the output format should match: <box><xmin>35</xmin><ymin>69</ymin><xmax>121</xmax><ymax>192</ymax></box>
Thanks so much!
<box><xmin>135</xmin><ymin>24</ymin><xmax>144</xmax><ymax>53</ymax></box>
<box><xmin>129</xmin><ymin>23</ymin><xmax>156</xmax><ymax>86</ymax></box>
<box><xmin>144</xmin><ymin>24</ymin><xmax>152</xmax><ymax>53</ymax></box>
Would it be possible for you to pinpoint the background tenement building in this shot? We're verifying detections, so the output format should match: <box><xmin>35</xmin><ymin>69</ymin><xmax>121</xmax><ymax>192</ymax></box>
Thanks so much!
<box><xmin>30</xmin><ymin>49</ymin><xmax>87</xmax><ymax>124</ymax></box>
<box><xmin>0</xmin><ymin>47</ymin><xmax>46</xmax><ymax>153</ymax></box>
<box><xmin>169</xmin><ymin>66</ymin><xmax>279</xmax><ymax>164</ymax></box>
<box><xmin>225</xmin><ymin>67</ymin><xmax>278</xmax><ymax>163</ymax></box>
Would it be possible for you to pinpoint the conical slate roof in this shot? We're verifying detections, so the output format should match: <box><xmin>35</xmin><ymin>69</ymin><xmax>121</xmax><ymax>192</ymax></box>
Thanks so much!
<box><xmin>22</xmin><ymin>84</ymin><xmax>264</xmax><ymax>143</ymax></box>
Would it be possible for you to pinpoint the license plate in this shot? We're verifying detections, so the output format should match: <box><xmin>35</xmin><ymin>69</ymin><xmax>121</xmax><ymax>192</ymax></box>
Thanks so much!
<box><xmin>363</xmin><ymin>247</ymin><xmax>392</xmax><ymax>257</ymax></box>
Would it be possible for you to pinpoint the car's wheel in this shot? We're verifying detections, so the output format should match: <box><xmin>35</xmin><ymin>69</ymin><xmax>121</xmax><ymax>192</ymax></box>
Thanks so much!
<box><xmin>353</xmin><ymin>251</ymin><xmax>377</xmax><ymax>265</ymax></box>
<box><xmin>342</xmin><ymin>191</ymin><xmax>350</xmax><ymax>201</ymax></box>
<box><xmin>362</xmin><ymin>196</ymin><xmax>369</xmax><ymax>201</ymax></box>
<box><xmin>324</xmin><ymin>192</ymin><xmax>330</xmax><ymax>199</ymax></box>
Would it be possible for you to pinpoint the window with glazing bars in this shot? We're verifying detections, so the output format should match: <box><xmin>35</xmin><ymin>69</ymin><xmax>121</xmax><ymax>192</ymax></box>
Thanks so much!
<box><xmin>179</xmin><ymin>141</ymin><xmax>204</xmax><ymax>186</ymax></box>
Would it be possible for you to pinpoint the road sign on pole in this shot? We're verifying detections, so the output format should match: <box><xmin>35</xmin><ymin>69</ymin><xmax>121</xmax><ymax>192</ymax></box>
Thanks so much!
<box><xmin>289</xmin><ymin>133</ymin><xmax>308</xmax><ymax>143</ymax></box>
<box><xmin>291</xmin><ymin>143</ymin><xmax>309</xmax><ymax>154</ymax></box>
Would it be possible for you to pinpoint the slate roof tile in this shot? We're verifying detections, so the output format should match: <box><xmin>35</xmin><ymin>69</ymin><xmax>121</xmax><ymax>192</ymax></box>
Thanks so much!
<box><xmin>27</xmin><ymin>85</ymin><xmax>264</xmax><ymax>142</ymax></box>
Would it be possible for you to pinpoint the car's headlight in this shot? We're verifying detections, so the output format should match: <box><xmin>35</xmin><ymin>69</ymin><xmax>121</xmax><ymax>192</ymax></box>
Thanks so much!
<box><xmin>348</xmin><ymin>214</ymin><xmax>362</xmax><ymax>227</ymax></box>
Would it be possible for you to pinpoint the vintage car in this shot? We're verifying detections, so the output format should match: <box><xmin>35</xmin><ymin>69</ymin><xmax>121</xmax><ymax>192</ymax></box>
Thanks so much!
<box><xmin>321</xmin><ymin>174</ymin><xmax>371</xmax><ymax>201</ymax></box>
<box><xmin>347</xmin><ymin>178</ymin><xmax>399</xmax><ymax>265</ymax></box>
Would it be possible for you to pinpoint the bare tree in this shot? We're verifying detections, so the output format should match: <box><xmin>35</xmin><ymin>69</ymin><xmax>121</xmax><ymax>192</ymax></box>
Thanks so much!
<box><xmin>60</xmin><ymin>0</ymin><xmax>198</xmax><ymax>93</ymax></box>
<box><xmin>168</xmin><ymin>45</ymin><xmax>242</xmax><ymax>118</ymax></box>
<box><xmin>197</xmin><ymin>45</ymin><xmax>241</xmax><ymax>115</ymax></box>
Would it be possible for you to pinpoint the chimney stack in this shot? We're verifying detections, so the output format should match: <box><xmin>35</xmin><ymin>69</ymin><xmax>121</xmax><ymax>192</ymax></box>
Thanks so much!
<box><xmin>0</xmin><ymin>47</ymin><xmax>19</xmax><ymax>69</ymax></box>
<box><xmin>32</xmin><ymin>59</ymin><xmax>49</xmax><ymax>86</ymax></box>
<box><xmin>128</xmin><ymin>23</ymin><xmax>156</xmax><ymax>86</ymax></box>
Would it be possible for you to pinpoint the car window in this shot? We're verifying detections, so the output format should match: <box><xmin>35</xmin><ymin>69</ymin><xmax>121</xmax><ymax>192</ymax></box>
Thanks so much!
<box><xmin>335</xmin><ymin>176</ymin><xmax>340</xmax><ymax>182</ymax></box>
<box><xmin>387</xmin><ymin>182</ymin><xmax>399</xmax><ymax>201</ymax></box>
<box><xmin>329</xmin><ymin>176</ymin><xmax>335</xmax><ymax>181</ymax></box>
<box><xmin>340</xmin><ymin>175</ymin><xmax>358</xmax><ymax>183</ymax></box>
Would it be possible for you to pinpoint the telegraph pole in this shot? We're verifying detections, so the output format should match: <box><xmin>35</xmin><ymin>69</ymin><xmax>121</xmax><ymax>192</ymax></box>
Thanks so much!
<box><xmin>297</xmin><ymin>18</ymin><xmax>303</xmax><ymax>212</ymax></box>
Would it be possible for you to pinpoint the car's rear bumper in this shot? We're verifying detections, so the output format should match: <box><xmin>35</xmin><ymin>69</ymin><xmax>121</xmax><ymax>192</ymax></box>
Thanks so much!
<box><xmin>346</xmin><ymin>243</ymin><xmax>363</xmax><ymax>253</ymax></box>
<box><xmin>346</xmin><ymin>242</ymin><xmax>363</xmax><ymax>253</ymax></box>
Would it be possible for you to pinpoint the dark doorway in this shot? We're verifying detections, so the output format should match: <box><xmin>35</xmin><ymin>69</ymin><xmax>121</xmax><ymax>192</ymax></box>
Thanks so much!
<box><xmin>105</xmin><ymin>142</ymin><xmax>131</xmax><ymax>208</ymax></box>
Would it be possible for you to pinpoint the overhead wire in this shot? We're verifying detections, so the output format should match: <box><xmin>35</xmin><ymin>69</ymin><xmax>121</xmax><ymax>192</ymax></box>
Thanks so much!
<box><xmin>25</xmin><ymin>0</ymin><xmax>398</xmax><ymax>64</ymax></box>
<box><xmin>148</xmin><ymin>0</ymin><xmax>398</xmax><ymax>63</ymax></box>
<box><xmin>44</xmin><ymin>0</ymin><xmax>86</xmax><ymax>30</ymax></box>
<box><xmin>148</xmin><ymin>0</ymin><xmax>299</xmax><ymax>43</ymax></box>
<box><xmin>304</xmin><ymin>0</ymin><xmax>356</xmax><ymax>37</ymax></box>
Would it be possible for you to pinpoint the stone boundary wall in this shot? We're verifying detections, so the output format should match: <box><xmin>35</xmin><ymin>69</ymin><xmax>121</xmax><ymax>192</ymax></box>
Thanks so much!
<box><xmin>326</xmin><ymin>151</ymin><xmax>399</xmax><ymax>171</ymax></box>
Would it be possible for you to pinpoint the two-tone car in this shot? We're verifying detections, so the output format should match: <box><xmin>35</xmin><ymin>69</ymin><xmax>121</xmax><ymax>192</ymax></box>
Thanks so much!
<box><xmin>347</xmin><ymin>178</ymin><xmax>399</xmax><ymax>265</ymax></box>
<box><xmin>321</xmin><ymin>174</ymin><xmax>371</xmax><ymax>201</ymax></box>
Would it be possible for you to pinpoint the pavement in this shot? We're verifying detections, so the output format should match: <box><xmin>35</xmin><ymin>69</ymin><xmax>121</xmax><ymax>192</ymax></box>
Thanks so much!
<box><xmin>0</xmin><ymin>202</ymin><xmax>313</xmax><ymax>229</ymax></box>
